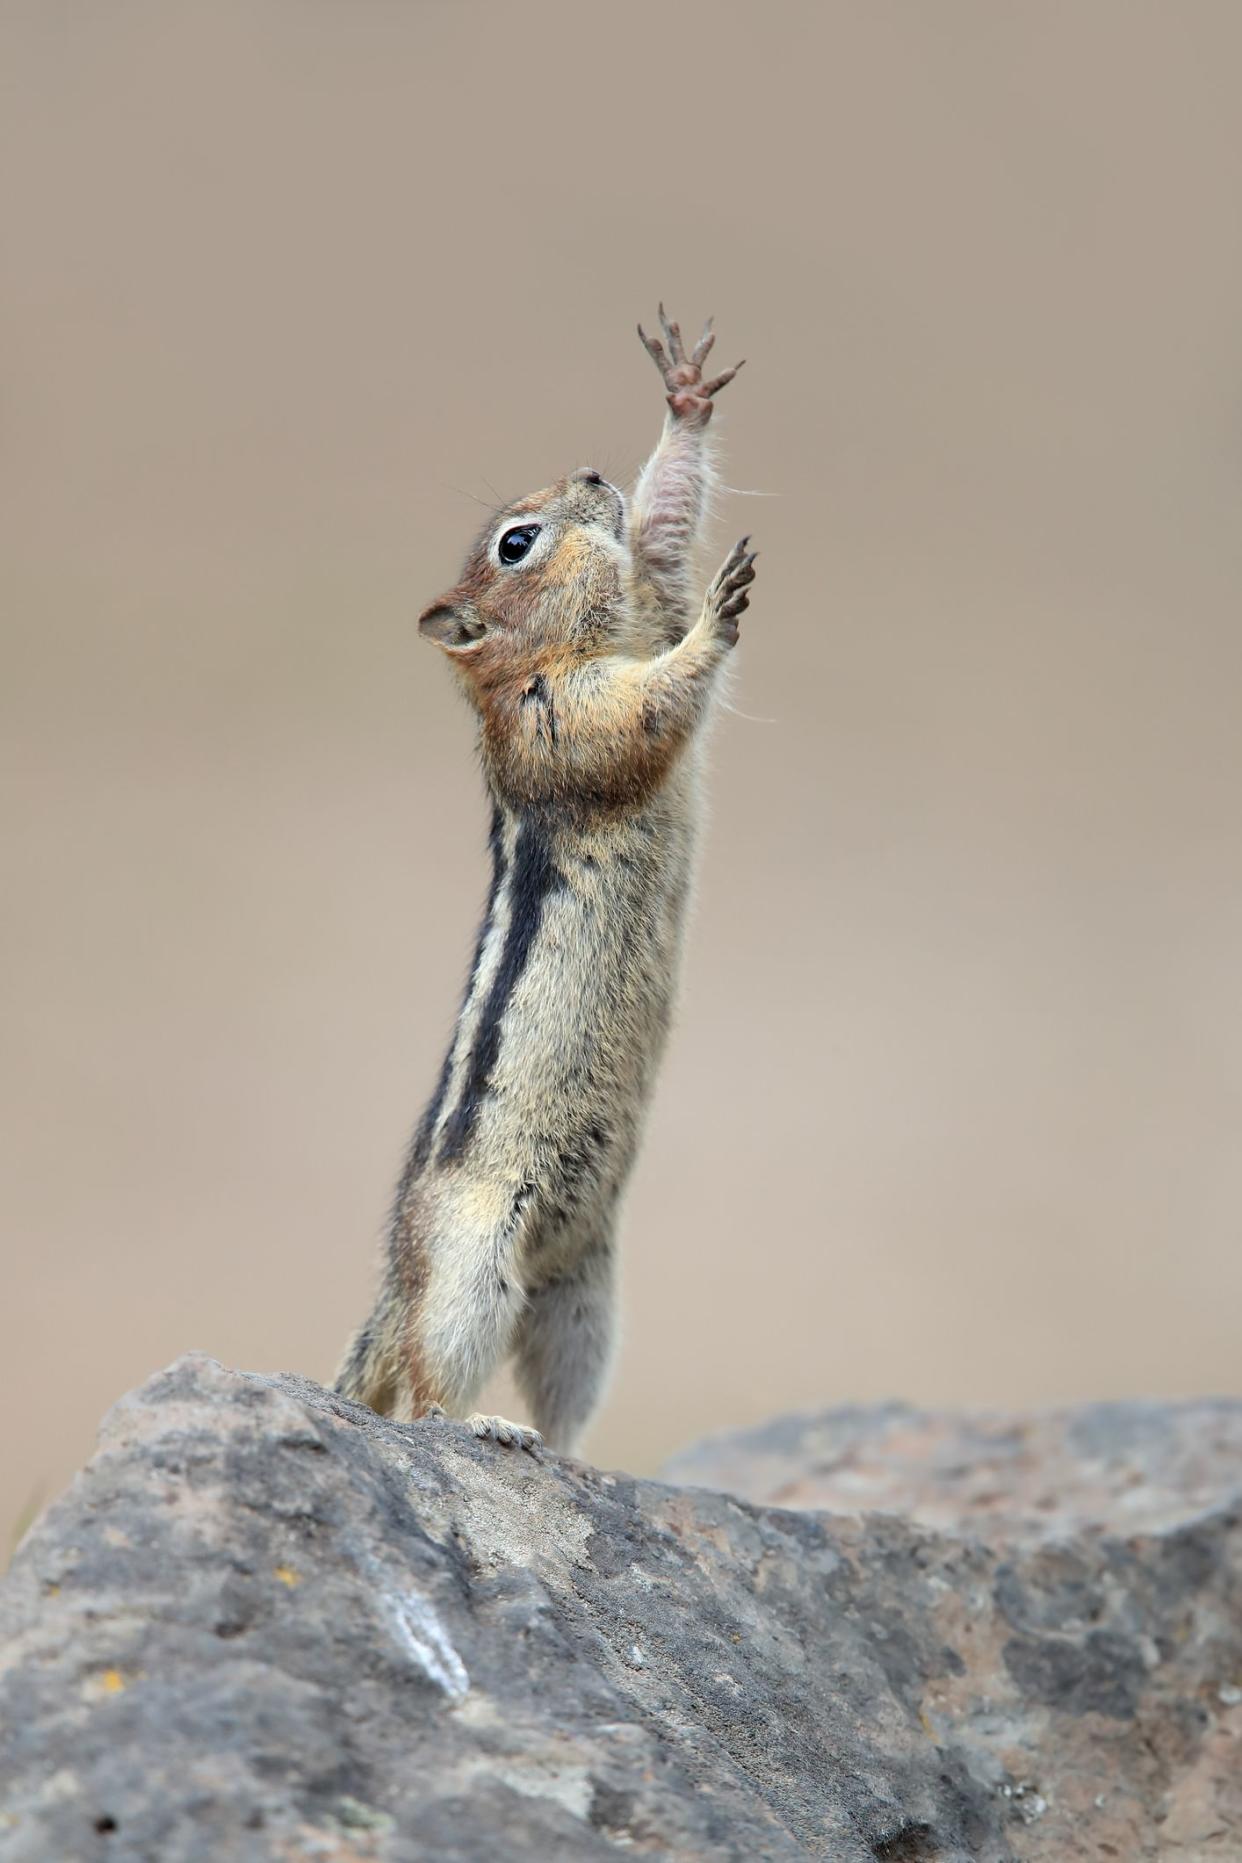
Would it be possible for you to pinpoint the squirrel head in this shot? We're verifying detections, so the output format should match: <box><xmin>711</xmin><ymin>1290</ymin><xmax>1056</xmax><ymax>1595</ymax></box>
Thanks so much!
<box><xmin>417</xmin><ymin>470</ymin><xmax>629</xmax><ymax>697</ymax></box>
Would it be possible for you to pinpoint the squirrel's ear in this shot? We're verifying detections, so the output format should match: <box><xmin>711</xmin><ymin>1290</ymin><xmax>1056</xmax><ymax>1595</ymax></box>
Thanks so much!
<box><xmin>418</xmin><ymin>601</ymin><xmax>488</xmax><ymax>651</ymax></box>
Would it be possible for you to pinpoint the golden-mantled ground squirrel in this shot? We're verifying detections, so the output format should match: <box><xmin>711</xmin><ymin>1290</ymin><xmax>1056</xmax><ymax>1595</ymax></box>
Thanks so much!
<box><xmin>335</xmin><ymin>308</ymin><xmax>756</xmax><ymax>1452</ymax></box>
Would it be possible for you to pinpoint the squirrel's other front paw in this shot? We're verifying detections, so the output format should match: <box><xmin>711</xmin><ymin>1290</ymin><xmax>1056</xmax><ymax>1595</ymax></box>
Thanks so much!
<box><xmin>708</xmin><ymin>536</ymin><xmax>758</xmax><ymax>646</ymax></box>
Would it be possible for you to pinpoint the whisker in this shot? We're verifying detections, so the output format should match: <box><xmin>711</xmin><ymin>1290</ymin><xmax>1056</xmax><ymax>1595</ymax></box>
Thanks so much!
<box><xmin>718</xmin><ymin>698</ymin><xmax>778</xmax><ymax>724</ymax></box>
<box><xmin>444</xmin><ymin>483</ymin><xmax>501</xmax><ymax>512</ymax></box>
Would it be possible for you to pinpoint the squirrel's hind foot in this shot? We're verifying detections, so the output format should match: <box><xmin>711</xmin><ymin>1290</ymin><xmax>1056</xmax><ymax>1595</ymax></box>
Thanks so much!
<box><xmin>466</xmin><ymin>1412</ymin><xmax>544</xmax><ymax>1454</ymax></box>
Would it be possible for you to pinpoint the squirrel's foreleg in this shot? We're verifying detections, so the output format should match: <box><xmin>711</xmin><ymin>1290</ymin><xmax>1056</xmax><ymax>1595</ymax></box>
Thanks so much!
<box><xmin>630</xmin><ymin>308</ymin><xmax>744</xmax><ymax>636</ymax></box>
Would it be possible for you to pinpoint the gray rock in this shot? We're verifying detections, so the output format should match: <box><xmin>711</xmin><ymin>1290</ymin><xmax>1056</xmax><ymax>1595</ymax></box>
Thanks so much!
<box><xmin>662</xmin><ymin>1398</ymin><xmax>1242</xmax><ymax>1543</ymax></box>
<box><xmin>0</xmin><ymin>1358</ymin><xmax>1239</xmax><ymax>1861</ymax></box>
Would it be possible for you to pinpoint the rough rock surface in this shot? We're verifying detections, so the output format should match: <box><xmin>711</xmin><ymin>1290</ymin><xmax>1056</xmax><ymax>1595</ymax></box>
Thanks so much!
<box><xmin>0</xmin><ymin>1360</ymin><xmax>1238</xmax><ymax>1861</ymax></box>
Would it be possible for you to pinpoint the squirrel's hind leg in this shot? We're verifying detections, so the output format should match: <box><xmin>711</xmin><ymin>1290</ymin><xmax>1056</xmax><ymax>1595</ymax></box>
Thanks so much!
<box><xmin>411</xmin><ymin>1224</ymin><xmax>542</xmax><ymax>1451</ymax></box>
<box><xmin>333</xmin><ymin>1294</ymin><xmax>404</xmax><ymax>1416</ymax></box>
<box><xmin>512</xmin><ymin>1245</ymin><xmax>616</xmax><ymax>1456</ymax></box>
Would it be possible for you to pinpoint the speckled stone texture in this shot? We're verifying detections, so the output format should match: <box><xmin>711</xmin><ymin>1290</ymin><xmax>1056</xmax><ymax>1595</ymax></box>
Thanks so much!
<box><xmin>1</xmin><ymin>1360</ymin><xmax>1240</xmax><ymax>1860</ymax></box>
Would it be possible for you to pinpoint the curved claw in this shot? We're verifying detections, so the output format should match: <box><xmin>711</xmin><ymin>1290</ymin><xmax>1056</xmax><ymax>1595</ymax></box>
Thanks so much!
<box><xmin>702</xmin><ymin>360</ymin><xmax>744</xmax><ymax>397</ymax></box>
<box><xmin>657</xmin><ymin>302</ymin><xmax>685</xmax><ymax>364</ymax></box>
<box><xmin>714</xmin><ymin>535</ymin><xmax>753</xmax><ymax>583</ymax></box>
<box><xmin>691</xmin><ymin>318</ymin><xmax>716</xmax><ymax>367</ymax></box>
<box><xmin>638</xmin><ymin>322</ymin><xmax>668</xmax><ymax>374</ymax></box>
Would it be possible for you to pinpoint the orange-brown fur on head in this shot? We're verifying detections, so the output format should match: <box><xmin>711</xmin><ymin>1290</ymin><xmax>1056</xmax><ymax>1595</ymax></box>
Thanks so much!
<box><xmin>417</xmin><ymin>470</ymin><xmax>636</xmax><ymax>707</ymax></box>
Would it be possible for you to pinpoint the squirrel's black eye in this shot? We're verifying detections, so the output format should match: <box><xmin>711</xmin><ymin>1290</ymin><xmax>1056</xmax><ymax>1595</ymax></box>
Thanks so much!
<box><xmin>498</xmin><ymin>524</ymin><xmax>540</xmax><ymax>566</ymax></box>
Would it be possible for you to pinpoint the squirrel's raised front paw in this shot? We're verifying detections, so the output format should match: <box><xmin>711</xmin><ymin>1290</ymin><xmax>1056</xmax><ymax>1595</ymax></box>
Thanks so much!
<box><xmin>466</xmin><ymin>1413</ymin><xmax>544</xmax><ymax>1454</ymax></box>
<box><xmin>638</xmin><ymin>304</ymin><xmax>744</xmax><ymax>429</ymax></box>
<box><xmin>707</xmin><ymin>536</ymin><xmax>758</xmax><ymax>646</ymax></box>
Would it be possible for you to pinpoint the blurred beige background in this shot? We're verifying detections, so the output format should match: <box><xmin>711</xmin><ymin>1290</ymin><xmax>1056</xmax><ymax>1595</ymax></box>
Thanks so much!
<box><xmin>3</xmin><ymin>1</ymin><xmax>1241</xmax><ymax>1544</ymax></box>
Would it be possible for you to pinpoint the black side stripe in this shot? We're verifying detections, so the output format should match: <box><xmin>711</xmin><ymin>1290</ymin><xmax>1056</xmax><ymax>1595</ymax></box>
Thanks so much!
<box><xmin>406</xmin><ymin>804</ymin><xmax>507</xmax><ymax>1177</ymax></box>
<box><xmin>438</xmin><ymin>816</ymin><xmax>563</xmax><ymax>1162</ymax></box>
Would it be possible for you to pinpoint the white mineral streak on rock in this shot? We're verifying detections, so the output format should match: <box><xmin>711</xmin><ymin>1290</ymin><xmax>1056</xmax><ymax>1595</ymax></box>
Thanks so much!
<box><xmin>359</xmin><ymin>1548</ymin><xmax>469</xmax><ymax>1698</ymax></box>
<box><xmin>386</xmin><ymin>1585</ymin><xmax>470</xmax><ymax>1698</ymax></box>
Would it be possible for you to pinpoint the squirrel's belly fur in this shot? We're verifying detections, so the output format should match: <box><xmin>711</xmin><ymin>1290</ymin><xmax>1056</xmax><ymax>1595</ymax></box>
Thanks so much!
<box><xmin>415</xmin><ymin>773</ymin><xmax>699</xmax><ymax>1265</ymax></box>
<box><xmin>333</xmin><ymin>307</ymin><xmax>755</xmax><ymax>1452</ymax></box>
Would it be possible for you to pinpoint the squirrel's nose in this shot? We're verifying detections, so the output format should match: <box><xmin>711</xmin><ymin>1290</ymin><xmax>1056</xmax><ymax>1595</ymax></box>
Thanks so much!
<box><xmin>574</xmin><ymin>468</ymin><xmax>605</xmax><ymax>486</ymax></box>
